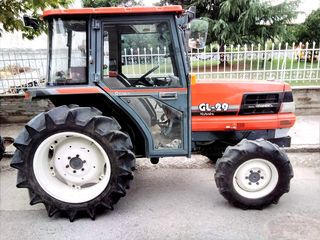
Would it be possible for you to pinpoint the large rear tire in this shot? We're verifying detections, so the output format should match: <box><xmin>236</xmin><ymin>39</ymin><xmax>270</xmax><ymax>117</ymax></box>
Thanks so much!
<box><xmin>11</xmin><ymin>106</ymin><xmax>135</xmax><ymax>221</ymax></box>
<box><xmin>215</xmin><ymin>139</ymin><xmax>293</xmax><ymax>209</ymax></box>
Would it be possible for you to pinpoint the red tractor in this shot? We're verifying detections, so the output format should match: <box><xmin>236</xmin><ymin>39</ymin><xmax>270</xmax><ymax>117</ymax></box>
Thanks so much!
<box><xmin>12</xmin><ymin>6</ymin><xmax>295</xmax><ymax>221</ymax></box>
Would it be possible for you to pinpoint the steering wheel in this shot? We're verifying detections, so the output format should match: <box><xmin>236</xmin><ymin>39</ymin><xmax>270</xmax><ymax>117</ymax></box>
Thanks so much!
<box><xmin>132</xmin><ymin>65</ymin><xmax>159</xmax><ymax>86</ymax></box>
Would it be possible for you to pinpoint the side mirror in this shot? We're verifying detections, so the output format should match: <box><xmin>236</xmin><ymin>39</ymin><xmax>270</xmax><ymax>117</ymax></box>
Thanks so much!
<box><xmin>188</xmin><ymin>19</ymin><xmax>208</xmax><ymax>50</ymax></box>
<box><xmin>186</xmin><ymin>6</ymin><xmax>196</xmax><ymax>22</ymax></box>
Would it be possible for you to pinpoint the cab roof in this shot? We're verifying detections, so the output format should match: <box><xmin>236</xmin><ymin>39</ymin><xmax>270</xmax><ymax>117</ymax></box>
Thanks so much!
<box><xmin>43</xmin><ymin>5</ymin><xmax>183</xmax><ymax>18</ymax></box>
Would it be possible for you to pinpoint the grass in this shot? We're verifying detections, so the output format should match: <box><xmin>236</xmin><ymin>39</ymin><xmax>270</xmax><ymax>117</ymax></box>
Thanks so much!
<box><xmin>191</xmin><ymin>59</ymin><xmax>320</xmax><ymax>72</ymax></box>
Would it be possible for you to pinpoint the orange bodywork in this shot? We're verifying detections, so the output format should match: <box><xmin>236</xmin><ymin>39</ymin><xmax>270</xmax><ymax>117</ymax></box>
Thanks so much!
<box><xmin>191</xmin><ymin>80</ymin><xmax>296</xmax><ymax>131</ymax></box>
<box><xmin>42</xmin><ymin>6</ymin><xmax>183</xmax><ymax>18</ymax></box>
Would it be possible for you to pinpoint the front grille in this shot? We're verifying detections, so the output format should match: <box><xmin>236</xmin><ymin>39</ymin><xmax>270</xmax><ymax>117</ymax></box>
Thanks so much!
<box><xmin>239</xmin><ymin>93</ymin><xmax>280</xmax><ymax>115</ymax></box>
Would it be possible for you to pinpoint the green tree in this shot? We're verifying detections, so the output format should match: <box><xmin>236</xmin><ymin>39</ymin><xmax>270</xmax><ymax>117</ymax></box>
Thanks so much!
<box><xmin>298</xmin><ymin>8</ymin><xmax>320</xmax><ymax>43</ymax></box>
<box><xmin>82</xmin><ymin>0</ymin><xmax>142</xmax><ymax>7</ymax></box>
<box><xmin>159</xmin><ymin>0</ymin><xmax>299</xmax><ymax>46</ymax></box>
<box><xmin>282</xmin><ymin>24</ymin><xmax>306</xmax><ymax>44</ymax></box>
<box><xmin>0</xmin><ymin>0</ymin><xmax>72</xmax><ymax>39</ymax></box>
<box><xmin>283</xmin><ymin>9</ymin><xmax>320</xmax><ymax>44</ymax></box>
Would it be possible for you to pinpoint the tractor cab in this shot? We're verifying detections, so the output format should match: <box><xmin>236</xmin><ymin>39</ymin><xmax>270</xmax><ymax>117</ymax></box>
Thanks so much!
<box><xmin>39</xmin><ymin>6</ymin><xmax>208</xmax><ymax>158</ymax></box>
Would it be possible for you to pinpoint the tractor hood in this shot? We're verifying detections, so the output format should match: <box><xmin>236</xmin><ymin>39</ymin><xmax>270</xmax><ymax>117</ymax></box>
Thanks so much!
<box><xmin>191</xmin><ymin>80</ymin><xmax>295</xmax><ymax>131</ymax></box>
<box><xmin>191</xmin><ymin>80</ymin><xmax>290</xmax><ymax>111</ymax></box>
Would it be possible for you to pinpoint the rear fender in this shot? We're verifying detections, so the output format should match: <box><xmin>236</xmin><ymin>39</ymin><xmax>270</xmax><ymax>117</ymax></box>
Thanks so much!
<box><xmin>28</xmin><ymin>90</ymin><xmax>147</xmax><ymax>157</ymax></box>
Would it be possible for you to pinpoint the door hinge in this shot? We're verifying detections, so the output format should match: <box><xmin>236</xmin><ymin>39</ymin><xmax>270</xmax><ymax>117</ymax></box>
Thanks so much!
<box><xmin>92</xmin><ymin>20</ymin><xmax>100</xmax><ymax>30</ymax></box>
<box><xmin>93</xmin><ymin>73</ymin><xmax>100</xmax><ymax>83</ymax></box>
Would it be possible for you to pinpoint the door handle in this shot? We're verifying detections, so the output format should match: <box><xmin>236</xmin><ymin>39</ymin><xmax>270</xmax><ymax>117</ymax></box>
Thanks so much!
<box><xmin>159</xmin><ymin>92</ymin><xmax>178</xmax><ymax>100</ymax></box>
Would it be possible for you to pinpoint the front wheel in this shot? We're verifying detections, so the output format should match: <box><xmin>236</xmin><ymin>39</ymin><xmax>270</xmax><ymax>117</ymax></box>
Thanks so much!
<box><xmin>11</xmin><ymin>106</ymin><xmax>135</xmax><ymax>221</ymax></box>
<box><xmin>215</xmin><ymin>139</ymin><xmax>293</xmax><ymax>209</ymax></box>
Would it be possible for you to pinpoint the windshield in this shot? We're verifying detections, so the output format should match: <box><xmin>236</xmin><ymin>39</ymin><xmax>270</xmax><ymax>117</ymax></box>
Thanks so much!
<box><xmin>48</xmin><ymin>18</ymin><xmax>87</xmax><ymax>85</ymax></box>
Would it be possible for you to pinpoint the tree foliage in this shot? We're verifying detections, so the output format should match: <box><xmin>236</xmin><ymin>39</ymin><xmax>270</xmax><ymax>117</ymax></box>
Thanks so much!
<box><xmin>0</xmin><ymin>0</ymin><xmax>72</xmax><ymax>39</ymax></box>
<box><xmin>159</xmin><ymin>0</ymin><xmax>299</xmax><ymax>45</ymax></box>
<box><xmin>297</xmin><ymin>8</ymin><xmax>320</xmax><ymax>43</ymax></box>
<box><xmin>283</xmin><ymin>8</ymin><xmax>320</xmax><ymax>44</ymax></box>
<box><xmin>82</xmin><ymin>0</ymin><xmax>142</xmax><ymax>7</ymax></box>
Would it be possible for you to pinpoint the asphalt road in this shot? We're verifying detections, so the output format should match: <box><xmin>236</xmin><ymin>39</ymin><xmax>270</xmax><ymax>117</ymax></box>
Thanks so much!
<box><xmin>1</xmin><ymin>163</ymin><xmax>320</xmax><ymax>240</ymax></box>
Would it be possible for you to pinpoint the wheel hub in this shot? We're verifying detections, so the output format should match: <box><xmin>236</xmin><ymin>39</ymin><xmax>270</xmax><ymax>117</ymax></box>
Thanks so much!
<box><xmin>248</xmin><ymin>171</ymin><xmax>261</xmax><ymax>183</ymax></box>
<box><xmin>69</xmin><ymin>156</ymin><xmax>84</xmax><ymax>170</ymax></box>
<box><xmin>233</xmin><ymin>159</ymin><xmax>279</xmax><ymax>199</ymax></box>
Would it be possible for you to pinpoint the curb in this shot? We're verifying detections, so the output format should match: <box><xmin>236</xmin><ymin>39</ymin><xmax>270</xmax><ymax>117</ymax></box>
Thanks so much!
<box><xmin>284</xmin><ymin>145</ymin><xmax>320</xmax><ymax>153</ymax></box>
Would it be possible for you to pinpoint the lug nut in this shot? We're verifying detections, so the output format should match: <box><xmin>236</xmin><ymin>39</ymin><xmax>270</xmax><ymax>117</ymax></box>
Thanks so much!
<box><xmin>66</xmin><ymin>165</ymin><xmax>69</xmax><ymax>168</ymax></box>
<box><xmin>73</xmin><ymin>170</ymin><xmax>76</xmax><ymax>173</ymax></box>
<box><xmin>248</xmin><ymin>182</ymin><xmax>252</xmax><ymax>185</ymax></box>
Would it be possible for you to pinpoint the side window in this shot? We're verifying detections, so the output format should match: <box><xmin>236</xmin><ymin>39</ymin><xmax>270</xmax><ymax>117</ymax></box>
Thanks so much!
<box><xmin>49</xmin><ymin>19</ymin><xmax>87</xmax><ymax>85</ymax></box>
<box><xmin>120</xmin><ymin>22</ymin><xmax>181</xmax><ymax>87</ymax></box>
<box><xmin>101</xmin><ymin>21</ymin><xmax>181</xmax><ymax>88</ymax></box>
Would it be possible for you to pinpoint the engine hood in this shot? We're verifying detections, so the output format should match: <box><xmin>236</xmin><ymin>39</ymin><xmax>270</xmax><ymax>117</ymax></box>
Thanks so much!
<box><xmin>191</xmin><ymin>80</ymin><xmax>288</xmax><ymax>108</ymax></box>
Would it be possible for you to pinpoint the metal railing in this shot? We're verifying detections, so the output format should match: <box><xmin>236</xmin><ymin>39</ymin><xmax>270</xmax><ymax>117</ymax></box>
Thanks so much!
<box><xmin>0</xmin><ymin>49</ymin><xmax>47</xmax><ymax>95</ymax></box>
<box><xmin>1</xmin><ymin>42</ymin><xmax>320</xmax><ymax>95</ymax></box>
<box><xmin>189</xmin><ymin>42</ymin><xmax>320</xmax><ymax>83</ymax></box>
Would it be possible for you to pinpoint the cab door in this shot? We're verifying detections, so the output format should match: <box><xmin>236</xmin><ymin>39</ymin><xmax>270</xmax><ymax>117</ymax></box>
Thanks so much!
<box><xmin>94</xmin><ymin>15</ymin><xmax>190</xmax><ymax>157</ymax></box>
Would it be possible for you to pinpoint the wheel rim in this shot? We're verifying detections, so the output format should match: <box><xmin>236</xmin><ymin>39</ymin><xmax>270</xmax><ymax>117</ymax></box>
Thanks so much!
<box><xmin>233</xmin><ymin>159</ymin><xmax>279</xmax><ymax>199</ymax></box>
<box><xmin>33</xmin><ymin>132</ymin><xmax>111</xmax><ymax>203</ymax></box>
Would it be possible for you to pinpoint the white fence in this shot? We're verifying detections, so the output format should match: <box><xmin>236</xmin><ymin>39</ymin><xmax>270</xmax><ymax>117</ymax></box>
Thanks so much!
<box><xmin>0</xmin><ymin>42</ymin><xmax>320</xmax><ymax>95</ymax></box>
<box><xmin>189</xmin><ymin>42</ymin><xmax>320</xmax><ymax>83</ymax></box>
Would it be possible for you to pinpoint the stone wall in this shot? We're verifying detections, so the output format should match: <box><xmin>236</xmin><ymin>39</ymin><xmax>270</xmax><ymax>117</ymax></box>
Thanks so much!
<box><xmin>0</xmin><ymin>96</ymin><xmax>54</xmax><ymax>123</ymax></box>
<box><xmin>0</xmin><ymin>87</ymin><xmax>319</xmax><ymax>123</ymax></box>
<box><xmin>292</xmin><ymin>86</ymin><xmax>320</xmax><ymax>115</ymax></box>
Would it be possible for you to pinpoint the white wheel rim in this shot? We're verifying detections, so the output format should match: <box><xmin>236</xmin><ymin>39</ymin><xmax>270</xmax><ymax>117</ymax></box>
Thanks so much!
<box><xmin>33</xmin><ymin>132</ymin><xmax>111</xmax><ymax>203</ymax></box>
<box><xmin>233</xmin><ymin>159</ymin><xmax>279</xmax><ymax>199</ymax></box>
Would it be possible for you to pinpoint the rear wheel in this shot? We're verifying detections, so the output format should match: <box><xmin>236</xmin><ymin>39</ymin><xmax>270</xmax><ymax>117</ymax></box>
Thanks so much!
<box><xmin>11</xmin><ymin>106</ymin><xmax>135</xmax><ymax>221</ymax></box>
<box><xmin>215</xmin><ymin>139</ymin><xmax>293</xmax><ymax>209</ymax></box>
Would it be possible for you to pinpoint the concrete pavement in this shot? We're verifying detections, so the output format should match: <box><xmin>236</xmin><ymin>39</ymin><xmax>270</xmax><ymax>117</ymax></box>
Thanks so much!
<box><xmin>1</xmin><ymin>167</ymin><xmax>320</xmax><ymax>240</ymax></box>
